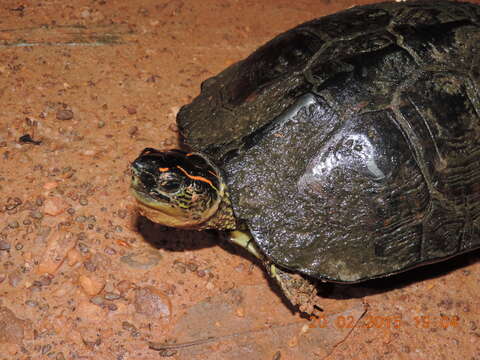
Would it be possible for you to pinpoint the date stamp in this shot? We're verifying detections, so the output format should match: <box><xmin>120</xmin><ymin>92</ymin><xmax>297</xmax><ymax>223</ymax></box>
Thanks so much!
<box><xmin>312</xmin><ymin>314</ymin><xmax>460</xmax><ymax>330</ymax></box>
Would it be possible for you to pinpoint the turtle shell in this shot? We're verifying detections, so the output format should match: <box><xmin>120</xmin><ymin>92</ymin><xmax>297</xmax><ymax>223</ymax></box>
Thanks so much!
<box><xmin>177</xmin><ymin>0</ymin><xmax>480</xmax><ymax>282</ymax></box>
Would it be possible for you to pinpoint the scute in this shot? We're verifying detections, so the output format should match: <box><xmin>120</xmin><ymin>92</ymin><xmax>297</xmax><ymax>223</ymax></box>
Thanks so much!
<box><xmin>224</xmin><ymin>101</ymin><xmax>432</xmax><ymax>281</ymax></box>
<box><xmin>177</xmin><ymin>1</ymin><xmax>480</xmax><ymax>282</ymax></box>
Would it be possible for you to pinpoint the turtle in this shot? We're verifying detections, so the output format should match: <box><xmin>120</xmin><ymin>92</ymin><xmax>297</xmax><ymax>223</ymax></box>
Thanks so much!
<box><xmin>130</xmin><ymin>0</ymin><xmax>480</xmax><ymax>313</ymax></box>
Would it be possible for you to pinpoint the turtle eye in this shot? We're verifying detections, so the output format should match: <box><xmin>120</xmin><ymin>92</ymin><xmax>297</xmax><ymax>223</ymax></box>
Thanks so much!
<box><xmin>159</xmin><ymin>180</ymin><xmax>181</xmax><ymax>193</ymax></box>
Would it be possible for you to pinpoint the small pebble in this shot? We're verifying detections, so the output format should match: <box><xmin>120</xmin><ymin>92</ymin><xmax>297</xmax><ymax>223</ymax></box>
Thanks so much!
<box><xmin>168</xmin><ymin>123</ymin><xmax>178</xmax><ymax>132</ymax></box>
<box><xmin>79</xmin><ymin>197</ymin><xmax>88</xmax><ymax>206</ymax></box>
<box><xmin>5</xmin><ymin>197</ymin><xmax>22</xmax><ymax>211</ymax></box>
<box><xmin>81</xmin><ymin>9</ymin><xmax>91</xmax><ymax>18</ymax></box>
<box><xmin>97</xmin><ymin>120</ymin><xmax>105</xmax><ymax>128</ymax></box>
<box><xmin>67</xmin><ymin>208</ymin><xmax>75</xmax><ymax>215</ymax></box>
<box><xmin>67</xmin><ymin>248</ymin><xmax>82</xmax><ymax>266</ymax></box>
<box><xmin>104</xmin><ymin>247</ymin><xmax>116</xmax><ymax>255</ymax></box>
<box><xmin>122</xmin><ymin>321</ymin><xmax>137</xmax><ymax>332</ymax></box>
<box><xmin>38</xmin><ymin>275</ymin><xmax>52</xmax><ymax>286</ymax></box>
<box><xmin>116</xmin><ymin>280</ymin><xmax>132</xmax><ymax>294</ymax></box>
<box><xmin>56</xmin><ymin>109</ymin><xmax>74</xmax><ymax>120</ymax></box>
<box><xmin>206</xmin><ymin>282</ymin><xmax>215</xmax><ymax>290</ymax></box>
<box><xmin>43</xmin><ymin>182</ymin><xmax>58</xmax><ymax>191</ymax></box>
<box><xmin>0</xmin><ymin>307</ymin><xmax>28</xmax><ymax>344</ymax></box>
<box><xmin>5</xmin><ymin>203</ymin><xmax>17</xmax><ymax>211</ymax></box>
<box><xmin>36</xmin><ymin>226</ymin><xmax>51</xmax><ymax>243</ymax></box>
<box><xmin>120</xmin><ymin>249</ymin><xmax>162</xmax><ymax>270</ymax></box>
<box><xmin>235</xmin><ymin>264</ymin><xmax>245</xmax><ymax>272</ymax></box>
<box><xmin>58</xmin><ymin>221</ymin><xmax>71</xmax><ymax>229</ymax></box>
<box><xmin>104</xmin><ymin>292</ymin><xmax>121</xmax><ymax>300</ymax></box>
<box><xmin>107</xmin><ymin>303</ymin><xmax>117</xmax><ymax>311</ymax></box>
<box><xmin>8</xmin><ymin>271</ymin><xmax>22</xmax><ymax>287</ymax></box>
<box><xmin>235</xmin><ymin>307</ymin><xmax>245</xmax><ymax>318</ymax></box>
<box><xmin>84</xmin><ymin>260</ymin><xmax>97</xmax><ymax>272</ymax></box>
<box><xmin>78</xmin><ymin>275</ymin><xmax>105</xmax><ymax>296</ymax></box>
<box><xmin>41</xmin><ymin>344</ymin><xmax>52</xmax><ymax>355</ymax></box>
<box><xmin>187</xmin><ymin>262</ymin><xmax>198</xmax><ymax>272</ymax></box>
<box><xmin>288</xmin><ymin>336</ymin><xmax>298</xmax><ymax>348</ymax></box>
<box><xmin>25</xmin><ymin>300</ymin><xmax>38</xmax><ymax>307</ymax></box>
<box><xmin>30</xmin><ymin>284</ymin><xmax>42</xmax><ymax>292</ymax></box>
<box><xmin>75</xmin><ymin>215</ymin><xmax>86</xmax><ymax>223</ymax></box>
<box><xmin>23</xmin><ymin>219</ymin><xmax>32</xmax><ymax>225</ymax></box>
<box><xmin>90</xmin><ymin>295</ymin><xmax>104</xmax><ymax>306</ymax></box>
<box><xmin>104</xmin><ymin>282</ymin><xmax>115</xmax><ymax>293</ymax></box>
<box><xmin>128</xmin><ymin>126</ymin><xmax>138</xmax><ymax>136</ymax></box>
<box><xmin>173</xmin><ymin>261</ymin><xmax>186</xmax><ymax>274</ymax></box>
<box><xmin>117</xmin><ymin>209</ymin><xmax>127</xmax><ymax>219</ymax></box>
<box><xmin>44</xmin><ymin>198</ymin><xmax>67</xmax><ymax>216</ymax></box>
<box><xmin>126</xmin><ymin>106</ymin><xmax>137</xmax><ymax>115</ymax></box>
<box><xmin>55</xmin><ymin>352</ymin><xmax>65</xmax><ymax>360</ymax></box>
<box><xmin>0</xmin><ymin>239</ymin><xmax>11</xmax><ymax>251</ymax></box>
<box><xmin>158</xmin><ymin>349</ymin><xmax>177</xmax><ymax>357</ymax></box>
<box><xmin>15</xmin><ymin>243</ymin><xmax>23</xmax><ymax>250</ymax></box>
<box><xmin>8</xmin><ymin>221</ymin><xmax>19</xmax><ymax>229</ymax></box>
<box><xmin>78</xmin><ymin>242</ymin><xmax>89</xmax><ymax>253</ymax></box>
<box><xmin>30</xmin><ymin>210</ymin><xmax>44</xmax><ymax>220</ymax></box>
<box><xmin>134</xmin><ymin>287</ymin><xmax>171</xmax><ymax>319</ymax></box>
<box><xmin>35</xmin><ymin>197</ymin><xmax>44</xmax><ymax>207</ymax></box>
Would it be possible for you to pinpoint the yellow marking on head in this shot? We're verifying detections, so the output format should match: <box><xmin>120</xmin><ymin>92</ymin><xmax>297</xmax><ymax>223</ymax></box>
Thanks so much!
<box><xmin>158</xmin><ymin>167</ymin><xmax>170</xmax><ymax>172</ymax></box>
<box><xmin>176</xmin><ymin>165</ymin><xmax>216</xmax><ymax>189</ymax></box>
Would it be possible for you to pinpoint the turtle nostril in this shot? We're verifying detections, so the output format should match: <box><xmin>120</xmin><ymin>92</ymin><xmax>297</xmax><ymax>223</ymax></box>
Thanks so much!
<box><xmin>132</xmin><ymin>159</ymin><xmax>147</xmax><ymax>173</ymax></box>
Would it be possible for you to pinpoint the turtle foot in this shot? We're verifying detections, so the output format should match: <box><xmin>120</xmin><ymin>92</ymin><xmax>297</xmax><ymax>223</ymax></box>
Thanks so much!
<box><xmin>228</xmin><ymin>230</ymin><xmax>320</xmax><ymax>314</ymax></box>
<box><xmin>270</xmin><ymin>264</ymin><xmax>320</xmax><ymax>315</ymax></box>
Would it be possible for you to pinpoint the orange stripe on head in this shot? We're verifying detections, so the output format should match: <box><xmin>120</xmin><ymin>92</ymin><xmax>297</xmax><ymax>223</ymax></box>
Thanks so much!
<box><xmin>158</xmin><ymin>167</ymin><xmax>170</xmax><ymax>172</ymax></box>
<box><xmin>176</xmin><ymin>165</ymin><xmax>215</xmax><ymax>188</ymax></box>
<box><xmin>208</xmin><ymin>170</ymin><xmax>218</xmax><ymax>178</ymax></box>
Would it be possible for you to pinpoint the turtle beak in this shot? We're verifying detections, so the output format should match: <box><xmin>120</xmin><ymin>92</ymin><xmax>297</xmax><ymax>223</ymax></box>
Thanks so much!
<box><xmin>131</xmin><ymin>157</ymin><xmax>146</xmax><ymax>176</ymax></box>
<box><xmin>131</xmin><ymin>156</ymin><xmax>151</xmax><ymax>193</ymax></box>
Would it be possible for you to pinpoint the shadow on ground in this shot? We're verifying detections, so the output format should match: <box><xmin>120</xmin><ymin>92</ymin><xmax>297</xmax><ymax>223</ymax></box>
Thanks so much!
<box><xmin>136</xmin><ymin>214</ymin><xmax>480</xmax><ymax>309</ymax></box>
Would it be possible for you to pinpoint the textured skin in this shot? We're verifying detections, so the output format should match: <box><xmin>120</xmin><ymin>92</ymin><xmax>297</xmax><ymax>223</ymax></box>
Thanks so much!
<box><xmin>177</xmin><ymin>0</ymin><xmax>480</xmax><ymax>282</ymax></box>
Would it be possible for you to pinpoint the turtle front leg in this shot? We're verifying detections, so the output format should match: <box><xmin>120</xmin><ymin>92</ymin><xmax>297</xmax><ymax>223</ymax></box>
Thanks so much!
<box><xmin>228</xmin><ymin>230</ymin><xmax>264</xmax><ymax>260</ymax></box>
<box><xmin>228</xmin><ymin>230</ymin><xmax>319</xmax><ymax>314</ymax></box>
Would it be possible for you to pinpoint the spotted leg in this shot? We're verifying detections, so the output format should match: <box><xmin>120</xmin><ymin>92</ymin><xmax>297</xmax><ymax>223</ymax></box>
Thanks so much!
<box><xmin>228</xmin><ymin>230</ymin><xmax>319</xmax><ymax>314</ymax></box>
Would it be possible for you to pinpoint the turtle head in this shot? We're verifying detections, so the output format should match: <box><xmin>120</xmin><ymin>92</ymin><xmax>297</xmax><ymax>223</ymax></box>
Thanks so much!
<box><xmin>131</xmin><ymin>148</ymin><xmax>225</xmax><ymax>228</ymax></box>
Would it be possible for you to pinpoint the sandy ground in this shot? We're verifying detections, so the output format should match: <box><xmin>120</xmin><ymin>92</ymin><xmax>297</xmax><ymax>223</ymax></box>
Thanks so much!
<box><xmin>1</xmin><ymin>0</ymin><xmax>480</xmax><ymax>359</ymax></box>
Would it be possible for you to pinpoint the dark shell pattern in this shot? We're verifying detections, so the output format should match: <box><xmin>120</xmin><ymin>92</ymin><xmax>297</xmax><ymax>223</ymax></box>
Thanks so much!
<box><xmin>177</xmin><ymin>0</ymin><xmax>480</xmax><ymax>282</ymax></box>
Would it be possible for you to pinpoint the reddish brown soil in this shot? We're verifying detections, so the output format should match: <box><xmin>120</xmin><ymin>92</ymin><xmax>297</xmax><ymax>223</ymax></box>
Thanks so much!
<box><xmin>1</xmin><ymin>1</ymin><xmax>480</xmax><ymax>359</ymax></box>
